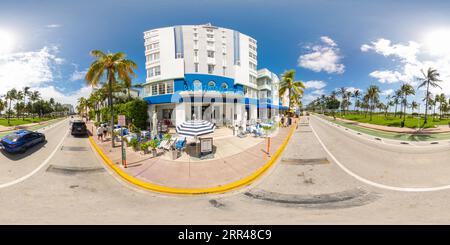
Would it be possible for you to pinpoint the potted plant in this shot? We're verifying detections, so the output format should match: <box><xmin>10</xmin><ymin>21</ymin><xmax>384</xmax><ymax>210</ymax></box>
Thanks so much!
<box><xmin>129</xmin><ymin>138</ymin><xmax>139</xmax><ymax>152</ymax></box>
<box><xmin>148</xmin><ymin>139</ymin><xmax>159</xmax><ymax>157</ymax></box>
<box><xmin>140</xmin><ymin>142</ymin><xmax>150</xmax><ymax>154</ymax></box>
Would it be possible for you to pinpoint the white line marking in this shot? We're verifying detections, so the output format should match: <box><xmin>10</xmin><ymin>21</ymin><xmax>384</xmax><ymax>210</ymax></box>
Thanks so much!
<box><xmin>310</xmin><ymin>119</ymin><xmax>450</xmax><ymax>192</ymax></box>
<box><xmin>0</xmin><ymin>120</ymin><xmax>68</xmax><ymax>189</ymax></box>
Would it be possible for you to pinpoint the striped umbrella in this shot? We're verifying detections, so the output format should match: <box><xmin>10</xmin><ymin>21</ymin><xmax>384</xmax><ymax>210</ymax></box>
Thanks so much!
<box><xmin>176</xmin><ymin>120</ymin><xmax>215</xmax><ymax>137</ymax></box>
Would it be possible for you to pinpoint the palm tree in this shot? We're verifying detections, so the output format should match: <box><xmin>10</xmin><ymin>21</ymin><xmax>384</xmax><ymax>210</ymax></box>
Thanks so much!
<box><xmin>336</xmin><ymin>87</ymin><xmax>348</xmax><ymax>115</ymax></box>
<box><xmin>16</xmin><ymin>91</ymin><xmax>24</xmax><ymax>119</ymax></box>
<box><xmin>387</xmin><ymin>100</ymin><xmax>395</xmax><ymax>118</ymax></box>
<box><xmin>393</xmin><ymin>89</ymin><xmax>402</xmax><ymax>117</ymax></box>
<box><xmin>366</xmin><ymin>85</ymin><xmax>380</xmax><ymax>121</ymax></box>
<box><xmin>438</xmin><ymin>93</ymin><xmax>447</xmax><ymax>119</ymax></box>
<box><xmin>400</xmin><ymin>83</ymin><xmax>415</xmax><ymax>124</ymax></box>
<box><xmin>417</xmin><ymin>67</ymin><xmax>442</xmax><ymax>124</ymax></box>
<box><xmin>85</xmin><ymin>50</ymin><xmax>138</xmax><ymax>148</ymax></box>
<box><xmin>0</xmin><ymin>98</ymin><xmax>5</xmax><ymax>117</ymax></box>
<box><xmin>5</xmin><ymin>89</ymin><xmax>17</xmax><ymax>125</ymax></box>
<box><xmin>279</xmin><ymin>70</ymin><xmax>305</xmax><ymax>115</ymax></box>
<box><xmin>29</xmin><ymin>91</ymin><xmax>41</xmax><ymax>119</ymax></box>
<box><xmin>77</xmin><ymin>97</ymin><xmax>88</xmax><ymax>116</ymax></box>
<box><xmin>352</xmin><ymin>89</ymin><xmax>361</xmax><ymax>113</ymax></box>
<box><xmin>411</xmin><ymin>101</ymin><xmax>418</xmax><ymax>115</ymax></box>
<box><xmin>22</xmin><ymin>86</ymin><xmax>31</xmax><ymax>120</ymax></box>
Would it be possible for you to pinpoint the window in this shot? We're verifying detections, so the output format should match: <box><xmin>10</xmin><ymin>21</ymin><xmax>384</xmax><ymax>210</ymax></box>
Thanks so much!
<box><xmin>152</xmin><ymin>84</ymin><xmax>158</xmax><ymax>95</ymax></box>
<box><xmin>207</xmin><ymin>50</ymin><xmax>215</xmax><ymax>58</ymax></box>
<box><xmin>223</xmin><ymin>66</ymin><xmax>226</xmax><ymax>76</ymax></box>
<box><xmin>158</xmin><ymin>83</ymin><xmax>166</xmax><ymax>94</ymax></box>
<box><xmin>194</xmin><ymin>63</ymin><xmax>199</xmax><ymax>72</ymax></box>
<box><xmin>207</xmin><ymin>41</ymin><xmax>214</xmax><ymax>47</ymax></box>
<box><xmin>208</xmin><ymin>64</ymin><xmax>214</xmax><ymax>74</ymax></box>
<box><xmin>208</xmin><ymin>81</ymin><xmax>216</xmax><ymax>87</ymax></box>
<box><xmin>249</xmin><ymin>62</ymin><xmax>257</xmax><ymax>71</ymax></box>
<box><xmin>249</xmin><ymin>52</ymin><xmax>257</xmax><ymax>59</ymax></box>
<box><xmin>249</xmin><ymin>75</ymin><xmax>257</xmax><ymax>84</ymax></box>
<box><xmin>207</xmin><ymin>34</ymin><xmax>214</xmax><ymax>38</ymax></box>
<box><xmin>194</xmin><ymin>50</ymin><xmax>198</xmax><ymax>57</ymax></box>
<box><xmin>147</xmin><ymin>42</ymin><xmax>159</xmax><ymax>51</ymax></box>
<box><xmin>148</xmin><ymin>66</ymin><xmax>160</xmax><ymax>77</ymax></box>
<box><xmin>206</xmin><ymin>28</ymin><xmax>213</xmax><ymax>33</ymax></box>
<box><xmin>193</xmin><ymin>80</ymin><xmax>202</xmax><ymax>90</ymax></box>
<box><xmin>194</xmin><ymin>33</ymin><xmax>198</xmax><ymax>37</ymax></box>
<box><xmin>147</xmin><ymin>52</ymin><xmax>160</xmax><ymax>62</ymax></box>
<box><xmin>221</xmin><ymin>83</ymin><xmax>228</xmax><ymax>89</ymax></box>
<box><xmin>166</xmin><ymin>82</ymin><xmax>174</xmax><ymax>94</ymax></box>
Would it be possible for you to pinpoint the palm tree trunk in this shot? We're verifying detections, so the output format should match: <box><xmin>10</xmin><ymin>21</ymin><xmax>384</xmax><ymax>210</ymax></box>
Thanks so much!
<box><xmin>424</xmin><ymin>83</ymin><xmax>430</xmax><ymax>124</ymax></box>
<box><xmin>7</xmin><ymin>99</ymin><xmax>12</xmax><ymax>125</ymax></box>
<box><xmin>108</xmin><ymin>72</ymin><xmax>115</xmax><ymax>148</ymax></box>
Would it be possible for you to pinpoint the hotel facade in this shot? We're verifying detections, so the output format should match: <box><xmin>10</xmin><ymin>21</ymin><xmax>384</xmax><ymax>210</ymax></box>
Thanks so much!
<box><xmin>142</xmin><ymin>23</ymin><xmax>287</xmax><ymax>129</ymax></box>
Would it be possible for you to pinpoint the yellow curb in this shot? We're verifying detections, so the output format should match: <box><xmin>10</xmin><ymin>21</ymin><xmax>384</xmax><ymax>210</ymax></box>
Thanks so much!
<box><xmin>88</xmin><ymin>121</ymin><xmax>297</xmax><ymax>195</ymax></box>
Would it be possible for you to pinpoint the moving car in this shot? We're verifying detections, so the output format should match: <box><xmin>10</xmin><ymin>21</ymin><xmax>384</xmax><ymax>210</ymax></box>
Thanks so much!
<box><xmin>0</xmin><ymin>130</ymin><xmax>46</xmax><ymax>153</ymax></box>
<box><xmin>71</xmin><ymin>120</ymin><xmax>88</xmax><ymax>136</ymax></box>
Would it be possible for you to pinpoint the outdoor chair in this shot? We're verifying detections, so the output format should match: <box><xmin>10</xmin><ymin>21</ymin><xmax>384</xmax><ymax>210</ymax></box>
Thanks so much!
<box><xmin>175</xmin><ymin>137</ymin><xmax>187</xmax><ymax>152</ymax></box>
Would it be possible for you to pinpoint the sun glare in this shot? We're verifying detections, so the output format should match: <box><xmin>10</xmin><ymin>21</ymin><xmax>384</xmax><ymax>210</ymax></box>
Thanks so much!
<box><xmin>0</xmin><ymin>29</ymin><xmax>15</xmax><ymax>54</ymax></box>
<box><xmin>424</xmin><ymin>29</ymin><xmax>450</xmax><ymax>56</ymax></box>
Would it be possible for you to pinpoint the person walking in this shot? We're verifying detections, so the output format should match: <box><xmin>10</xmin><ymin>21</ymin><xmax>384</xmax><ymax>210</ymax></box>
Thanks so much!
<box><xmin>102</xmin><ymin>124</ymin><xmax>108</xmax><ymax>139</ymax></box>
<box><xmin>97</xmin><ymin>125</ymin><xmax>104</xmax><ymax>142</ymax></box>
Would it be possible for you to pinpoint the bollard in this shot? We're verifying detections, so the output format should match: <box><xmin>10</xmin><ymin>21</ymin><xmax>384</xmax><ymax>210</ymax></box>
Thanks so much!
<box><xmin>266</xmin><ymin>136</ymin><xmax>271</xmax><ymax>156</ymax></box>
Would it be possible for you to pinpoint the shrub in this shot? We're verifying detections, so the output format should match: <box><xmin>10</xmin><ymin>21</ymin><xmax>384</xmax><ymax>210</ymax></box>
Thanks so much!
<box><xmin>128</xmin><ymin>138</ymin><xmax>139</xmax><ymax>151</ymax></box>
<box><xmin>148</xmin><ymin>139</ymin><xmax>159</xmax><ymax>150</ymax></box>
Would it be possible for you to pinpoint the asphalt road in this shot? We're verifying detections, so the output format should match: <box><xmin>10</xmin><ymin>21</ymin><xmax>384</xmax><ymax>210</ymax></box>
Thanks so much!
<box><xmin>1</xmin><ymin>116</ymin><xmax>450</xmax><ymax>224</ymax></box>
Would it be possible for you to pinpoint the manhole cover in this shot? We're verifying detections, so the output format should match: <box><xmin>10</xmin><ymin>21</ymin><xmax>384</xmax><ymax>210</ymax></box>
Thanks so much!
<box><xmin>46</xmin><ymin>165</ymin><xmax>105</xmax><ymax>175</ymax></box>
<box><xmin>281</xmin><ymin>158</ymin><xmax>329</xmax><ymax>165</ymax></box>
<box><xmin>61</xmin><ymin>146</ymin><xmax>89</xmax><ymax>151</ymax></box>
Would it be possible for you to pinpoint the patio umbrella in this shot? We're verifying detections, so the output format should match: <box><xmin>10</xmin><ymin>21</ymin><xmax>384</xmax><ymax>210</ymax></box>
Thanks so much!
<box><xmin>176</xmin><ymin>120</ymin><xmax>215</xmax><ymax>138</ymax></box>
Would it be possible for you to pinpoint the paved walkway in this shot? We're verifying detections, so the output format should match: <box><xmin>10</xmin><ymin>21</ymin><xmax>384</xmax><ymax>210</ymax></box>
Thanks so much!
<box><xmin>90</xmin><ymin>123</ymin><xmax>294</xmax><ymax>189</ymax></box>
<box><xmin>329</xmin><ymin>116</ymin><xmax>450</xmax><ymax>134</ymax></box>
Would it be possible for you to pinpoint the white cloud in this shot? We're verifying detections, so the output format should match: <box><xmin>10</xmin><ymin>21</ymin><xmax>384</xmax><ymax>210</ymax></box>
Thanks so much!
<box><xmin>303</xmin><ymin>80</ymin><xmax>326</xmax><ymax>90</ymax></box>
<box><xmin>70</xmin><ymin>68</ymin><xmax>87</xmax><ymax>81</ymax></box>
<box><xmin>46</xmin><ymin>24</ymin><xmax>62</xmax><ymax>28</ymax></box>
<box><xmin>381</xmin><ymin>89</ymin><xmax>394</xmax><ymax>96</ymax></box>
<box><xmin>298</xmin><ymin>36</ymin><xmax>345</xmax><ymax>74</ymax></box>
<box><xmin>0</xmin><ymin>46</ymin><xmax>64</xmax><ymax>95</ymax></box>
<box><xmin>362</xmin><ymin>38</ymin><xmax>450</xmax><ymax>96</ymax></box>
<box><xmin>369</xmin><ymin>70</ymin><xmax>404</xmax><ymax>84</ymax></box>
<box><xmin>312</xmin><ymin>89</ymin><xmax>325</xmax><ymax>95</ymax></box>
<box><xmin>360</xmin><ymin>38</ymin><xmax>420</xmax><ymax>64</ymax></box>
<box><xmin>36</xmin><ymin>86</ymin><xmax>92</xmax><ymax>106</ymax></box>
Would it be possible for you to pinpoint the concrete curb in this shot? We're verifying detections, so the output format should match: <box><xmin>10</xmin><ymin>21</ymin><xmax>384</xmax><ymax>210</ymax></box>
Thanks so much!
<box><xmin>88</xmin><ymin>122</ymin><xmax>297</xmax><ymax>195</ymax></box>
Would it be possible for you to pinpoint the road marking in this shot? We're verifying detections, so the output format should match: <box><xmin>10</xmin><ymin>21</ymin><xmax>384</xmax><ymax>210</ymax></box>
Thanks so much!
<box><xmin>0</xmin><ymin>120</ymin><xmax>68</xmax><ymax>189</ymax></box>
<box><xmin>310</xmin><ymin>119</ymin><xmax>450</xmax><ymax>192</ymax></box>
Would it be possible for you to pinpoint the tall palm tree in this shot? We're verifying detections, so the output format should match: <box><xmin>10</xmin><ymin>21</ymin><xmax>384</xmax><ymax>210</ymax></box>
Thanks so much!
<box><xmin>366</xmin><ymin>85</ymin><xmax>380</xmax><ymax>121</ymax></box>
<box><xmin>417</xmin><ymin>67</ymin><xmax>442</xmax><ymax>124</ymax></box>
<box><xmin>393</xmin><ymin>89</ymin><xmax>402</xmax><ymax>117</ymax></box>
<box><xmin>438</xmin><ymin>93</ymin><xmax>447</xmax><ymax>119</ymax></box>
<box><xmin>279</xmin><ymin>69</ymin><xmax>305</xmax><ymax>115</ymax></box>
<box><xmin>400</xmin><ymin>83</ymin><xmax>415</xmax><ymax>124</ymax></box>
<box><xmin>336</xmin><ymin>87</ymin><xmax>348</xmax><ymax>115</ymax></box>
<box><xmin>85</xmin><ymin>50</ymin><xmax>138</xmax><ymax>148</ymax></box>
<box><xmin>16</xmin><ymin>91</ymin><xmax>24</xmax><ymax>119</ymax></box>
<box><xmin>411</xmin><ymin>101</ymin><xmax>418</xmax><ymax>115</ymax></box>
<box><xmin>352</xmin><ymin>89</ymin><xmax>361</xmax><ymax>112</ymax></box>
<box><xmin>29</xmin><ymin>91</ymin><xmax>41</xmax><ymax>119</ymax></box>
<box><xmin>22</xmin><ymin>86</ymin><xmax>31</xmax><ymax>120</ymax></box>
<box><xmin>5</xmin><ymin>88</ymin><xmax>18</xmax><ymax>125</ymax></box>
<box><xmin>0</xmin><ymin>98</ymin><xmax>5</xmax><ymax>117</ymax></box>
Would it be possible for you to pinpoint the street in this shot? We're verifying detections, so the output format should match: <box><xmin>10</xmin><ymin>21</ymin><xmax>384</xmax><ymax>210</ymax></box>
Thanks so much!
<box><xmin>1</xmin><ymin>116</ymin><xmax>450</xmax><ymax>224</ymax></box>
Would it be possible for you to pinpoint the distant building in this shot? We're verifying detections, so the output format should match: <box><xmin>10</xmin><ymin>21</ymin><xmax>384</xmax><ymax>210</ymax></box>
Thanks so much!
<box><xmin>62</xmin><ymin>104</ymin><xmax>75</xmax><ymax>114</ymax></box>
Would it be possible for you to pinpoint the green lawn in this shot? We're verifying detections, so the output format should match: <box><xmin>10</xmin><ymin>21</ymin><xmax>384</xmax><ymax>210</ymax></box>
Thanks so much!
<box><xmin>336</xmin><ymin>113</ymin><xmax>450</xmax><ymax>129</ymax></box>
<box><xmin>0</xmin><ymin>117</ymin><xmax>53</xmax><ymax>127</ymax></box>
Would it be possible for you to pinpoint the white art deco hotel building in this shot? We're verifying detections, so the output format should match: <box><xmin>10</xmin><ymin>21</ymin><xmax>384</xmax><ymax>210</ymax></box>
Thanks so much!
<box><xmin>142</xmin><ymin>23</ymin><xmax>287</xmax><ymax>128</ymax></box>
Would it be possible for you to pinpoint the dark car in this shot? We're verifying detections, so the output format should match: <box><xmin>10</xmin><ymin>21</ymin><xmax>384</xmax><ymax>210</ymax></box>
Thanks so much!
<box><xmin>0</xmin><ymin>130</ymin><xmax>46</xmax><ymax>153</ymax></box>
<box><xmin>71</xmin><ymin>120</ymin><xmax>88</xmax><ymax>136</ymax></box>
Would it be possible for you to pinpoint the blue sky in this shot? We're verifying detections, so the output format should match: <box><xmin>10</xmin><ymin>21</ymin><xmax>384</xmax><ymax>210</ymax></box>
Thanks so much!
<box><xmin>1</xmin><ymin>0</ymin><xmax>450</xmax><ymax>109</ymax></box>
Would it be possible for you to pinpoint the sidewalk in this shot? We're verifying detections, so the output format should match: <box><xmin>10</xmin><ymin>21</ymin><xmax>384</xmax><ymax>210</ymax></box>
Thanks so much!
<box><xmin>330</xmin><ymin>116</ymin><xmax>450</xmax><ymax>134</ymax></box>
<box><xmin>89</xmin><ymin>123</ymin><xmax>293</xmax><ymax>189</ymax></box>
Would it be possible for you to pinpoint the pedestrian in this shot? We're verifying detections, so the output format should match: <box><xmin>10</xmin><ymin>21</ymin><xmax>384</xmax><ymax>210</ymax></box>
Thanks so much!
<box><xmin>97</xmin><ymin>125</ymin><xmax>104</xmax><ymax>142</ymax></box>
<box><xmin>103</xmin><ymin>124</ymin><xmax>108</xmax><ymax>139</ymax></box>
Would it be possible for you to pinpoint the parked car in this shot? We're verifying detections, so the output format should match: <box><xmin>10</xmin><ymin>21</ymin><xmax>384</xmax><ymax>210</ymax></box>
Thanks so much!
<box><xmin>0</xmin><ymin>130</ymin><xmax>46</xmax><ymax>153</ymax></box>
<box><xmin>71</xmin><ymin>120</ymin><xmax>88</xmax><ymax>136</ymax></box>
